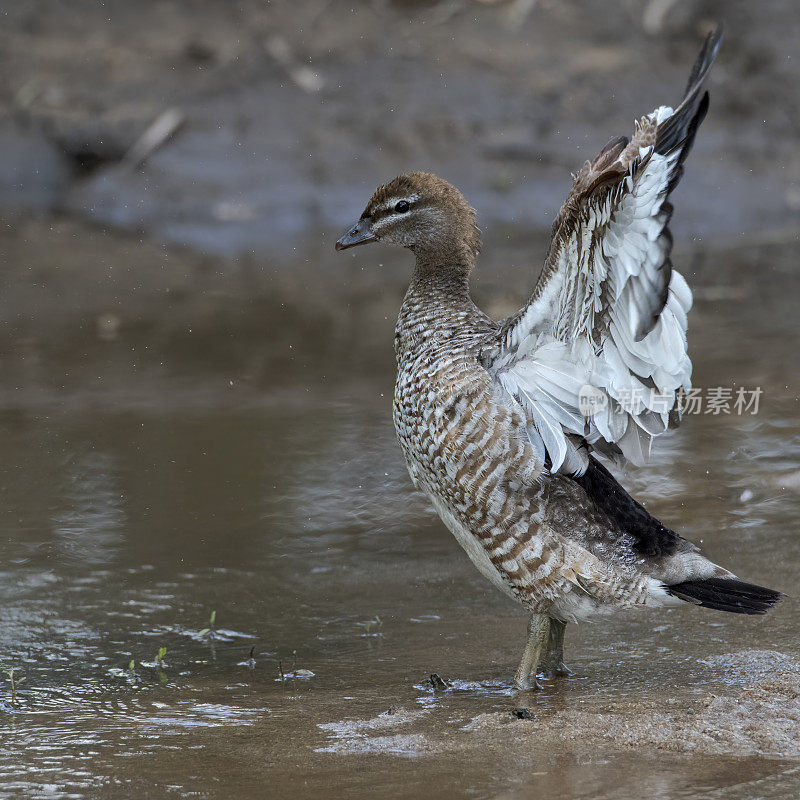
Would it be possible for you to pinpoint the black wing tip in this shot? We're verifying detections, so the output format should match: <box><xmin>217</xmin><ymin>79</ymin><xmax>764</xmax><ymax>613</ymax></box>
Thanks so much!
<box><xmin>668</xmin><ymin>577</ymin><xmax>783</xmax><ymax>615</ymax></box>
<box><xmin>685</xmin><ymin>23</ymin><xmax>724</xmax><ymax>97</ymax></box>
<box><xmin>655</xmin><ymin>25</ymin><xmax>720</xmax><ymax>157</ymax></box>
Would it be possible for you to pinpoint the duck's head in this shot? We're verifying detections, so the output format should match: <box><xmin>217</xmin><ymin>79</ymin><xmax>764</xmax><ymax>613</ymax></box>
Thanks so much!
<box><xmin>335</xmin><ymin>172</ymin><xmax>481</xmax><ymax>264</ymax></box>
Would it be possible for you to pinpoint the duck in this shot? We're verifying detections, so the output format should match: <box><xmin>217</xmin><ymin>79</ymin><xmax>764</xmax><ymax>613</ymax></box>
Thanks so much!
<box><xmin>335</xmin><ymin>25</ymin><xmax>780</xmax><ymax>690</ymax></box>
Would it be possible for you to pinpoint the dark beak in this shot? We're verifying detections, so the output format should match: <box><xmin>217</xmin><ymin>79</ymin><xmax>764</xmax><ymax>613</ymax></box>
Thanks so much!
<box><xmin>335</xmin><ymin>217</ymin><xmax>376</xmax><ymax>251</ymax></box>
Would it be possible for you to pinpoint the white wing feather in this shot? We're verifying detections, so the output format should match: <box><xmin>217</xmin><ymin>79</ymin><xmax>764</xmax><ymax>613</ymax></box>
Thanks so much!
<box><xmin>487</xmin><ymin>26</ymin><xmax>723</xmax><ymax>474</ymax></box>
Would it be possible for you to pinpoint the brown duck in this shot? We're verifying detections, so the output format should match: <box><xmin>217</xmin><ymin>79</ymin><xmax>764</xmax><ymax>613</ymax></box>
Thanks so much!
<box><xmin>335</xmin><ymin>26</ymin><xmax>780</xmax><ymax>690</ymax></box>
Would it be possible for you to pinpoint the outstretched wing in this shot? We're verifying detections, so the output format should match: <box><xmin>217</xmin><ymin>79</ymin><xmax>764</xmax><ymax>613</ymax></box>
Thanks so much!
<box><xmin>489</xmin><ymin>27</ymin><xmax>722</xmax><ymax>476</ymax></box>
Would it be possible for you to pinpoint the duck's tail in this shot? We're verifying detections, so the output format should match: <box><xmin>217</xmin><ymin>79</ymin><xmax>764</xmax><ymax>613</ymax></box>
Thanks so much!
<box><xmin>667</xmin><ymin>577</ymin><xmax>782</xmax><ymax>615</ymax></box>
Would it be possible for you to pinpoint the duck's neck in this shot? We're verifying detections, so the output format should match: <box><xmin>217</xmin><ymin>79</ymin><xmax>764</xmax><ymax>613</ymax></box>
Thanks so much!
<box><xmin>412</xmin><ymin>237</ymin><xmax>476</xmax><ymax>276</ymax></box>
<box><xmin>409</xmin><ymin>262</ymin><xmax>471</xmax><ymax>304</ymax></box>
<box><xmin>396</xmin><ymin>256</ymin><xmax>475</xmax><ymax>357</ymax></box>
<box><xmin>409</xmin><ymin>240</ymin><xmax>475</xmax><ymax>299</ymax></box>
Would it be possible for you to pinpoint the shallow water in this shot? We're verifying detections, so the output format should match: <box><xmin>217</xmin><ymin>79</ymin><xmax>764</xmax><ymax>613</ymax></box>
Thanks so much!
<box><xmin>0</xmin><ymin>225</ymin><xmax>799</xmax><ymax>798</ymax></box>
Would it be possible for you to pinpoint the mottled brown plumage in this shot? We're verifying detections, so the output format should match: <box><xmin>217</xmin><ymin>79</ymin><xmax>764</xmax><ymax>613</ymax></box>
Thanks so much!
<box><xmin>336</xmin><ymin>26</ymin><xmax>779</xmax><ymax>690</ymax></box>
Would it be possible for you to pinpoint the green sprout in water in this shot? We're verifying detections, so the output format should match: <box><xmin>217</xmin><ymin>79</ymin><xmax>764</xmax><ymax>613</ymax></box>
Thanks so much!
<box><xmin>277</xmin><ymin>650</ymin><xmax>314</xmax><ymax>682</ymax></box>
<box><xmin>198</xmin><ymin>609</ymin><xmax>217</xmax><ymax>639</ymax></box>
<box><xmin>155</xmin><ymin>647</ymin><xmax>168</xmax><ymax>685</ymax></box>
<box><xmin>121</xmin><ymin>659</ymin><xmax>141</xmax><ymax>684</ymax></box>
<box><xmin>359</xmin><ymin>615</ymin><xmax>382</xmax><ymax>636</ymax></box>
<box><xmin>4</xmin><ymin>668</ymin><xmax>26</xmax><ymax>705</ymax></box>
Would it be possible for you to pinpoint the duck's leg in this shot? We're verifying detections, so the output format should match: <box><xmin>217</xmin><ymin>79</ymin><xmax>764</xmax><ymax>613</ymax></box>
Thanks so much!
<box><xmin>514</xmin><ymin>614</ymin><xmax>550</xmax><ymax>690</ymax></box>
<box><xmin>537</xmin><ymin>618</ymin><xmax>574</xmax><ymax>679</ymax></box>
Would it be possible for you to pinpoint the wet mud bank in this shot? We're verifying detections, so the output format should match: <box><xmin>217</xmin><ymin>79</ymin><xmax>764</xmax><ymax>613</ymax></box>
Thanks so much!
<box><xmin>315</xmin><ymin>650</ymin><xmax>800</xmax><ymax>761</ymax></box>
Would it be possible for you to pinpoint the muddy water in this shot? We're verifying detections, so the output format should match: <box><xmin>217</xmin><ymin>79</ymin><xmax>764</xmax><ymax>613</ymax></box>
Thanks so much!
<box><xmin>0</xmin><ymin>227</ymin><xmax>799</xmax><ymax>798</ymax></box>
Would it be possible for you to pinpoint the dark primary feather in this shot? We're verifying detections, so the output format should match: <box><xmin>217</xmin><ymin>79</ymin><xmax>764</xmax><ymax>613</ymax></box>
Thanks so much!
<box><xmin>573</xmin><ymin>457</ymin><xmax>683</xmax><ymax>559</ymax></box>
<box><xmin>685</xmin><ymin>24</ymin><xmax>724</xmax><ymax>99</ymax></box>
<box><xmin>656</xmin><ymin>23</ymin><xmax>722</xmax><ymax>157</ymax></box>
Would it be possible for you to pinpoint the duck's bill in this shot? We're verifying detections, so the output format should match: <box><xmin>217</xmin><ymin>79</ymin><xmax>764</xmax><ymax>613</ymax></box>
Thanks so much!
<box><xmin>335</xmin><ymin>218</ymin><xmax>376</xmax><ymax>251</ymax></box>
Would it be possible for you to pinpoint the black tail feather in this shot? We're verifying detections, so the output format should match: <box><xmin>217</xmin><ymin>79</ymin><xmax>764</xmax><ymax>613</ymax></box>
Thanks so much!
<box><xmin>668</xmin><ymin>577</ymin><xmax>782</xmax><ymax>615</ymax></box>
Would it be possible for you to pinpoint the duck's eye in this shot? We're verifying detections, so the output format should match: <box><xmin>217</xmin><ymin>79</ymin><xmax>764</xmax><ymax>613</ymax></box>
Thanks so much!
<box><xmin>394</xmin><ymin>200</ymin><xmax>410</xmax><ymax>213</ymax></box>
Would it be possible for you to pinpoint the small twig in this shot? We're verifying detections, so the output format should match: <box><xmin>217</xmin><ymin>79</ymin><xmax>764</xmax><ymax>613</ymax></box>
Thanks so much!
<box><xmin>264</xmin><ymin>36</ymin><xmax>323</xmax><ymax>93</ymax></box>
<box><xmin>122</xmin><ymin>108</ymin><xmax>185</xmax><ymax>170</ymax></box>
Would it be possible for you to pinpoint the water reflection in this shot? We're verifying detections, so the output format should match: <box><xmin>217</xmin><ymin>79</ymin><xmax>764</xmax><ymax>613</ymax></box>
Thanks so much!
<box><xmin>52</xmin><ymin>450</ymin><xmax>125</xmax><ymax>565</ymax></box>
